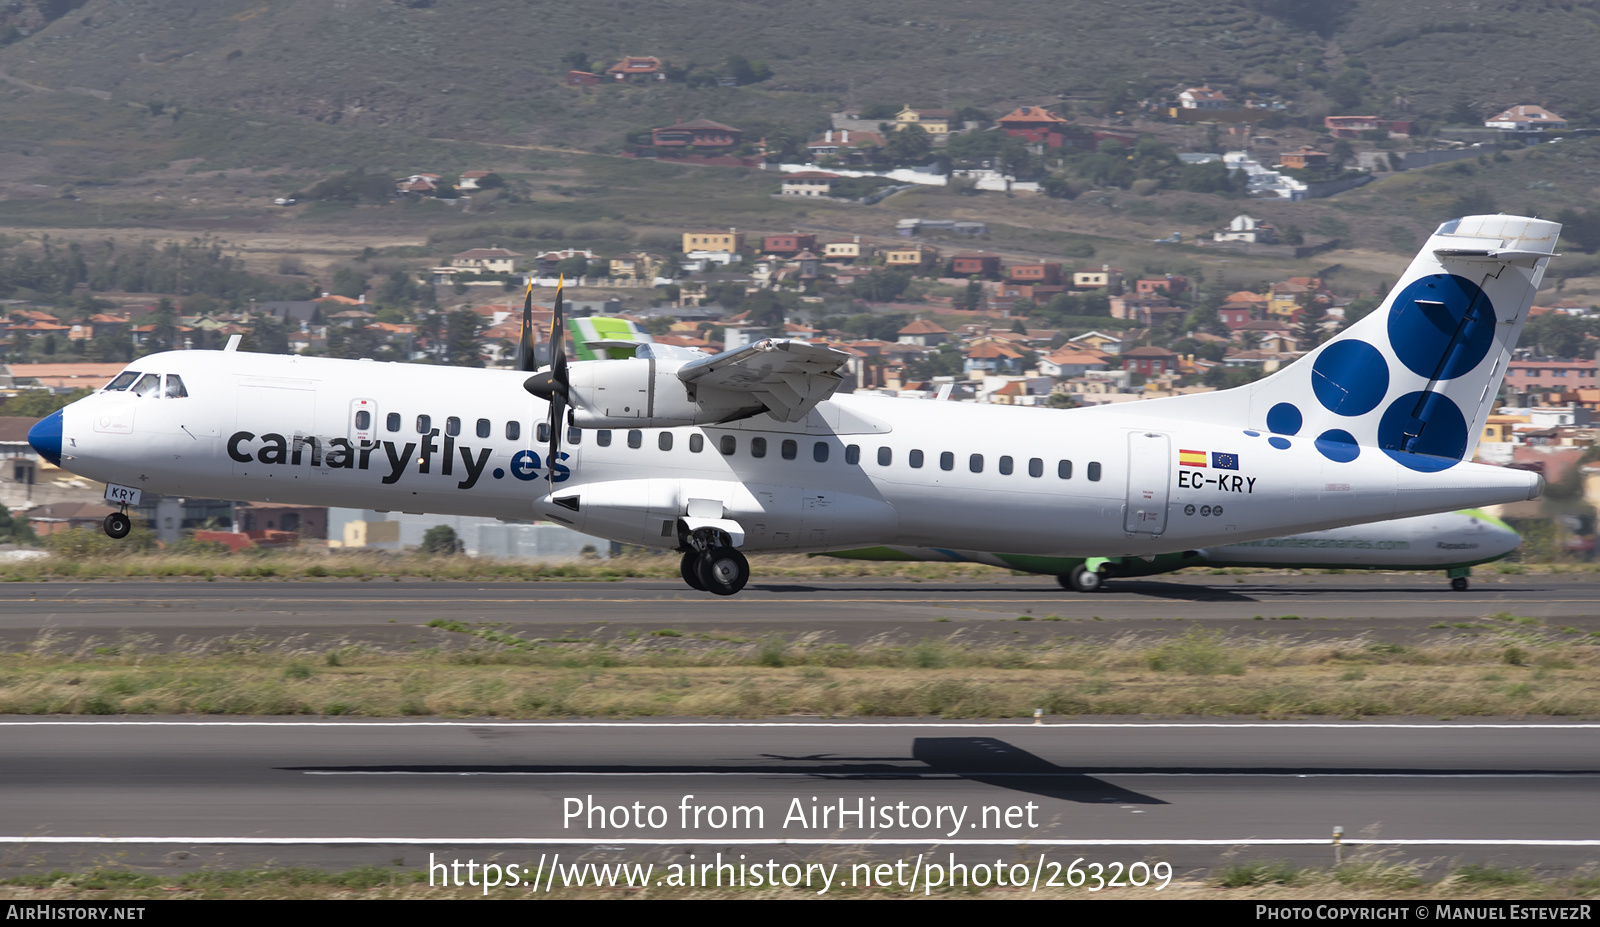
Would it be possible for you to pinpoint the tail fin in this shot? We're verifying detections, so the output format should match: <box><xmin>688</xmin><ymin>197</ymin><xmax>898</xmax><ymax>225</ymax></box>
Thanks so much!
<box><xmin>1114</xmin><ymin>215</ymin><xmax>1558</xmax><ymax>472</ymax></box>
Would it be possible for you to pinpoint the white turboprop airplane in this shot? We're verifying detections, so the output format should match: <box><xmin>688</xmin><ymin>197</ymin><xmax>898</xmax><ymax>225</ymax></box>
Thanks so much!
<box><xmin>825</xmin><ymin>508</ymin><xmax>1523</xmax><ymax>592</ymax></box>
<box><xmin>27</xmin><ymin>215</ymin><xmax>1555</xmax><ymax>595</ymax></box>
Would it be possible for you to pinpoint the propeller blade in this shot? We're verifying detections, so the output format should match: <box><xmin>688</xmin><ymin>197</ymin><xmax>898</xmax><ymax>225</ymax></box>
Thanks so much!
<box><xmin>516</xmin><ymin>277</ymin><xmax>538</xmax><ymax>372</ymax></box>
<box><xmin>546</xmin><ymin>276</ymin><xmax>568</xmax><ymax>490</ymax></box>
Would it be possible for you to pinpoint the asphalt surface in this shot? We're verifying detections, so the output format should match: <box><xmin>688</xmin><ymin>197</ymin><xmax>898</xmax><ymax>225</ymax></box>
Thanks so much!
<box><xmin>2</xmin><ymin>720</ymin><xmax>1597</xmax><ymax>876</ymax></box>
<box><xmin>0</xmin><ymin>572</ymin><xmax>1597</xmax><ymax>651</ymax></box>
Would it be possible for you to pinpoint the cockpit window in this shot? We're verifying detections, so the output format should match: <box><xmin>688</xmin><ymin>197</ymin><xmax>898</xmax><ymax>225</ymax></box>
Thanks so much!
<box><xmin>106</xmin><ymin>372</ymin><xmax>140</xmax><ymax>391</ymax></box>
<box><xmin>131</xmin><ymin>374</ymin><xmax>162</xmax><ymax>397</ymax></box>
<box><xmin>164</xmin><ymin>375</ymin><xmax>188</xmax><ymax>399</ymax></box>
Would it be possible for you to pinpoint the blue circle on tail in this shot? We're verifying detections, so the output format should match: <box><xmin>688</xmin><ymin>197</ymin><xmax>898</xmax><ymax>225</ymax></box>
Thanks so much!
<box><xmin>1386</xmin><ymin>274</ymin><xmax>1496</xmax><ymax>380</ymax></box>
<box><xmin>1311</xmin><ymin>339</ymin><xmax>1388</xmax><ymax>416</ymax></box>
<box><xmin>1314</xmin><ymin>429</ymin><xmax>1360</xmax><ymax>463</ymax></box>
<box><xmin>1267</xmin><ymin>402</ymin><xmax>1302</xmax><ymax>436</ymax></box>
<box><xmin>1376</xmin><ymin>391</ymin><xmax>1469</xmax><ymax>471</ymax></box>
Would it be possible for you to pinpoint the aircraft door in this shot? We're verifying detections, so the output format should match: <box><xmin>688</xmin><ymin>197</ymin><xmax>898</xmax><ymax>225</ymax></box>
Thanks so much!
<box><xmin>1124</xmin><ymin>431</ymin><xmax>1171</xmax><ymax>536</ymax></box>
<box><xmin>350</xmin><ymin>399</ymin><xmax>377</xmax><ymax>445</ymax></box>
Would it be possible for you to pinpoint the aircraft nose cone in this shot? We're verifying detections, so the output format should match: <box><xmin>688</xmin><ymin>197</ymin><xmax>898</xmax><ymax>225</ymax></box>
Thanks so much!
<box><xmin>28</xmin><ymin>410</ymin><xmax>63</xmax><ymax>467</ymax></box>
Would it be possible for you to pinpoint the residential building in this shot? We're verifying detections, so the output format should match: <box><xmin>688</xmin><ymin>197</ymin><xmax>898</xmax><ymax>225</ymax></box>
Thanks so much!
<box><xmin>1036</xmin><ymin>346</ymin><xmax>1111</xmax><ymax>378</ymax></box>
<box><xmin>964</xmin><ymin>340</ymin><xmax>1026</xmax><ymax>375</ymax></box>
<box><xmin>605</xmin><ymin>56</ymin><xmax>665</xmax><ymax>82</ymax></box>
<box><xmin>609</xmin><ymin>252</ymin><xmax>666</xmax><ymax>282</ymax></box>
<box><xmin>822</xmin><ymin>237</ymin><xmax>868</xmax><ymax>263</ymax></box>
<box><xmin>682</xmin><ymin>230</ymin><xmax>744</xmax><ymax>253</ymax></box>
<box><xmin>763</xmin><ymin>233</ymin><xmax>819</xmax><ymax>255</ymax></box>
<box><xmin>1071</xmin><ymin>266</ymin><xmax>1123</xmax><ymax>293</ymax></box>
<box><xmin>949</xmin><ymin>253</ymin><xmax>1003</xmax><ymax>279</ymax></box>
<box><xmin>1324</xmin><ymin>116</ymin><xmax>1414</xmax><ymax>138</ymax></box>
<box><xmin>1506</xmin><ymin>356</ymin><xmax>1599</xmax><ymax>392</ymax></box>
<box><xmin>896</xmin><ymin>319</ymin><xmax>950</xmax><ymax>347</ymax></box>
<box><xmin>1486</xmin><ymin>104</ymin><xmax>1568</xmax><ymax>131</ymax></box>
<box><xmin>806</xmin><ymin>129</ymin><xmax>886</xmax><ymax>162</ymax></box>
<box><xmin>451</xmin><ymin>248</ymin><xmax>522</xmax><ymax>274</ymax></box>
<box><xmin>883</xmin><ymin>244</ymin><xmax>940</xmax><ymax>269</ymax></box>
<box><xmin>1009</xmin><ymin>263</ymin><xmax>1063</xmax><ymax>286</ymax></box>
<box><xmin>779</xmin><ymin>172</ymin><xmax>840</xmax><ymax>197</ymax></box>
<box><xmin>1279</xmin><ymin>147</ymin><xmax>1329</xmax><ymax>170</ymax></box>
<box><xmin>1178</xmin><ymin>86</ymin><xmax>1231</xmax><ymax>110</ymax></box>
<box><xmin>1069</xmin><ymin>331</ymin><xmax>1125</xmax><ymax>356</ymax></box>
<box><xmin>1135</xmin><ymin>275</ymin><xmax>1188</xmax><ymax>297</ymax></box>
<box><xmin>996</xmin><ymin>106</ymin><xmax>1074</xmax><ymax>147</ymax></box>
<box><xmin>1122</xmin><ymin>346</ymin><xmax>1180</xmax><ymax>376</ymax></box>
<box><xmin>894</xmin><ymin>105</ymin><xmax>955</xmax><ymax>134</ymax></box>
<box><xmin>1214</xmin><ymin>214</ymin><xmax>1278</xmax><ymax>244</ymax></box>
<box><xmin>1109</xmin><ymin>295</ymin><xmax>1186</xmax><ymax>327</ymax></box>
<box><xmin>651</xmin><ymin>119</ymin><xmax>743</xmax><ymax>153</ymax></box>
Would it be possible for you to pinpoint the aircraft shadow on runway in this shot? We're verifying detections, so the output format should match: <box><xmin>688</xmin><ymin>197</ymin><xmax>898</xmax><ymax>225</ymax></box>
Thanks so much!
<box><xmin>280</xmin><ymin>736</ymin><xmax>1165</xmax><ymax>805</ymax></box>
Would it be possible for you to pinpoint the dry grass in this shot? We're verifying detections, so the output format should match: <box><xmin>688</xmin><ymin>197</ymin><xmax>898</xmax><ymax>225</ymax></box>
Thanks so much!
<box><xmin>3</xmin><ymin>628</ymin><xmax>1596</xmax><ymax>719</ymax></box>
<box><xmin>0</xmin><ymin>549</ymin><xmax>999</xmax><ymax>583</ymax></box>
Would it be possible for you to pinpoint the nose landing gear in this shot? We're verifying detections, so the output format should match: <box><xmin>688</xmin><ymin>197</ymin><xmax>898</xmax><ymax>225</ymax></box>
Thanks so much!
<box><xmin>103</xmin><ymin>508</ymin><xmax>132</xmax><ymax>539</ymax></box>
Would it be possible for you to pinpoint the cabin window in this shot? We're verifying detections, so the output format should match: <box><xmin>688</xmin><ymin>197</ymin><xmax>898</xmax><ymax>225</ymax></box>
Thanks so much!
<box><xmin>567</xmin><ymin>427</ymin><xmax>582</xmax><ymax>445</ymax></box>
<box><xmin>388</xmin><ymin>413</ymin><xmax>402</xmax><ymax>433</ymax></box>
<box><xmin>416</xmin><ymin>414</ymin><xmax>431</xmax><ymax>434</ymax></box>
<box><xmin>1088</xmin><ymin>461</ymin><xmax>1102</xmax><ymax>481</ymax></box>
<box><xmin>814</xmin><ymin>442</ymin><xmax>829</xmax><ymax>463</ymax></box>
<box><xmin>476</xmin><ymin>418</ymin><xmax>491</xmax><ymax>439</ymax></box>
<box><xmin>658</xmin><ymin>432</ymin><xmax>673</xmax><ymax>451</ymax></box>
<box><xmin>939</xmin><ymin>451</ymin><xmax>954</xmax><ymax>471</ymax></box>
<box><xmin>1028</xmin><ymin>457</ymin><xmax>1043</xmax><ymax>478</ymax></box>
<box><xmin>445</xmin><ymin>416</ymin><xmax>460</xmax><ymax>437</ymax></box>
<box><xmin>106</xmin><ymin>372</ymin><xmax>140</xmax><ymax>391</ymax></box>
<box><xmin>877</xmin><ymin>447</ymin><xmax>892</xmax><ymax>466</ymax></box>
<box><xmin>506</xmin><ymin>421</ymin><xmax>521</xmax><ymax>441</ymax></box>
<box><xmin>689</xmin><ymin>434</ymin><xmax>704</xmax><ymax>453</ymax></box>
<box><xmin>355</xmin><ymin>411</ymin><xmax>371</xmax><ymax>430</ymax></box>
<box><xmin>720</xmin><ymin>435</ymin><xmax>737</xmax><ymax>456</ymax></box>
<box><xmin>627</xmin><ymin>429</ymin><xmax>643</xmax><ymax>449</ymax></box>
<box><xmin>999</xmin><ymin>455</ymin><xmax>1013</xmax><ymax>475</ymax></box>
<box><xmin>131</xmin><ymin>374</ymin><xmax>162</xmax><ymax>398</ymax></box>
<box><xmin>969</xmin><ymin>453</ymin><xmax>983</xmax><ymax>473</ymax></box>
<box><xmin>781</xmin><ymin>439</ymin><xmax>797</xmax><ymax>460</ymax></box>
<box><xmin>846</xmin><ymin>444</ymin><xmax>860</xmax><ymax>465</ymax></box>
<box><xmin>751</xmin><ymin>437</ymin><xmax>767</xmax><ymax>458</ymax></box>
<box><xmin>537</xmin><ymin>423</ymin><xmax>550</xmax><ymax>443</ymax></box>
<box><xmin>910</xmin><ymin>449</ymin><xmax>925</xmax><ymax>468</ymax></box>
<box><xmin>164</xmin><ymin>375</ymin><xmax>188</xmax><ymax>399</ymax></box>
<box><xmin>1058</xmin><ymin>460</ymin><xmax>1073</xmax><ymax>479</ymax></box>
<box><xmin>596</xmin><ymin>429</ymin><xmax>612</xmax><ymax>447</ymax></box>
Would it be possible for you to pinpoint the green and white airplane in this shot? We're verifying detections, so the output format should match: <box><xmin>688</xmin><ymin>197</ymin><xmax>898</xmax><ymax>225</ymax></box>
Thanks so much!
<box><xmin>826</xmin><ymin>509</ymin><xmax>1521</xmax><ymax>592</ymax></box>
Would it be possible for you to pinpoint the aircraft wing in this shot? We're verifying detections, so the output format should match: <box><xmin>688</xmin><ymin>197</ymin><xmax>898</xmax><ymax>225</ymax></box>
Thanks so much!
<box><xmin>676</xmin><ymin>339</ymin><xmax>848</xmax><ymax>423</ymax></box>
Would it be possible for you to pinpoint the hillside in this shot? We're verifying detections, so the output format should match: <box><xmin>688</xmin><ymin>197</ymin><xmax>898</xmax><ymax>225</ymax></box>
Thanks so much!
<box><xmin>3</xmin><ymin>0</ymin><xmax>1600</xmax><ymax>150</ymax></box>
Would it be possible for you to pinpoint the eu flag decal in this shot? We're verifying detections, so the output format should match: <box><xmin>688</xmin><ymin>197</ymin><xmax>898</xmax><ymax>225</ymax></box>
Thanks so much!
<box><xmin>1211</xmin><ymin>451</ymin><xmax>1239</xmax><ymax>470</ymax></box>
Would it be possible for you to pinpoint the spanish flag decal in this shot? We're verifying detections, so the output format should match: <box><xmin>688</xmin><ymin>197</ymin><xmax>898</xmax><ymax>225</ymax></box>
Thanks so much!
<box><xmin>1179</xmin><ymin>449</ymin><xmax>1207</xmax><ymax>467</ymax></box>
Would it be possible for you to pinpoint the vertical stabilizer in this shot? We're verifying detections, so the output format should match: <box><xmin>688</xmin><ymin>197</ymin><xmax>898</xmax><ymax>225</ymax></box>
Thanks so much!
<box><xmin>1110</xmin><ymin>215</ymin><xmax>1558</xmax><ymax>473</ymax></box>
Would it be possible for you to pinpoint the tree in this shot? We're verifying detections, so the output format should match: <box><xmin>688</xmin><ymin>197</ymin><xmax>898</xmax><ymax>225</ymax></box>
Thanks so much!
<box><xmin>1</xmin><ymin>387</ymin><xmax>89</xmax><ymax>418</ymax></box>
<box><xmin>961</xmin><ymin>279</ymin><xmax>983</xmax><ymax>311</ymax></box>
<box><xmin>0</xmin><ymin>503</ymin><xmax>38</xmax><ymax>546</ymax></box>
<box><xmin>884</xmin><ymin>124</ymin><xmax>932</xmax><ymax>165</ymax></box>
<box><xmin>562</xmin><ymin>50</ymin><xmax>592</xmax><ymax>73</ymax></box>
<box><xmin>444</xmin><ymin>309</ymin><xmax>486</xmax><ymax>367</ymax></box>
<box><xmin>420</xmin><ymin>524</ymin><xmax>462</xmax><ymax>555</ymax></box>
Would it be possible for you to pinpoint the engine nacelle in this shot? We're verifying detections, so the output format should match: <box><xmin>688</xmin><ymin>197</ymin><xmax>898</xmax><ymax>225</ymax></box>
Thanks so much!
<box><xmin>564</xmin><ymin>358</ymin><xmax>763</xmax><ymax>428</ymax></box>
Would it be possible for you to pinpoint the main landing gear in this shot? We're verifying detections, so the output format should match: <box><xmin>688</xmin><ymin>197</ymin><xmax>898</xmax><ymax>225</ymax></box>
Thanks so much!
<box><xmin>1448</xmin><ymin>566</ymin><xmax>1472</xmax><ymax>592</ymax></box>
<box><xmin>1059</xmin><ymin>563</ymin><xmax>1105</xmax><ymax>593</ymax></box>
<box><xmin>677</xmin><ymin>526</ymin><xmax>750</xmax><ymax>596</ymax></box>
<box><xmin>103</xmin><ymin>509</ymin><xmax>131</xmax><ymax>540</ymax></box>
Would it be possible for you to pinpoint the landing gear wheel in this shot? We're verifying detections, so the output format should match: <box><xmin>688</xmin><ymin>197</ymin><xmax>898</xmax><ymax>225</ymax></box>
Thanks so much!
<box><xmin>103</xmin><ymin>512</ymin><xmax>131</xmax><ymax>540</ymax></box>
<box><xmin>1451</xmin><ymin>576</ymin><xmax>1470</xmax><ymax>592</ymax></box>
<box><xmin>1064</xmin><ymin>564</ymin><xmax>1103</xmax><ymax>593</ymax></box>
<box><xmin>696</xmin><ymin>546</ymin><xmax>749</xmax><ymax>596</ymax></box>
<box><xmin>680</xmin><ymin>550</ymin><xmax>707</xmax><ymax>591</ymax></box>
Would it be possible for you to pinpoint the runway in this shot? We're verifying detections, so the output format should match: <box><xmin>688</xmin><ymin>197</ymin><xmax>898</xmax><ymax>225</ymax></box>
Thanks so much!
<box><xmin>3</xmin><ymin>719</ymin><xmax>1598</xmax><ymax>876</ymax></box>
<box><xmin>0</xmin><ymin>572</ymin><xmax>1596</xmax><ymax>651</ymax></box>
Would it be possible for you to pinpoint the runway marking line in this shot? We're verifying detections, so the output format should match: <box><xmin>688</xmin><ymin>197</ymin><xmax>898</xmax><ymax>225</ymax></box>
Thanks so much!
<box><xmin>4</xmin><ymin>837</ymin><xmax>1600</xmax><ymax>847</ymax></box>
<box><xmin>5</xmin><ymin>721</ymin><xmax>1600</xmax><ymax>729</ymax></box>
<box><xmin>302</xmin><ymin>770</ymin><xmax>1600</xmax><ymax>779</ymax></box>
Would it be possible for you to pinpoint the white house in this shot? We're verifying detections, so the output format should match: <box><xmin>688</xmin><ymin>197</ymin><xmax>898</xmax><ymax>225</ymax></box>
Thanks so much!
<box><xmin>1486</xmin><ymin>105</ymin><xmax>1568</xmax><ymax>131</ymax></box>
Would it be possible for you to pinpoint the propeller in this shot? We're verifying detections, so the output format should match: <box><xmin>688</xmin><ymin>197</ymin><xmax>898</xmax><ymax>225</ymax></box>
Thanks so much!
<box><xmin>522</xmin><ymin>276</ymin><xmax>568</xmax><ymax>489</ymax></box>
